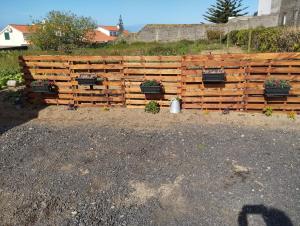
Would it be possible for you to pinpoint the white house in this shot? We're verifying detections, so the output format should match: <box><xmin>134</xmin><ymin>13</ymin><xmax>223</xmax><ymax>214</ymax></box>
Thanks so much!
<box><xmin>0</xmin><ymin>24</ymin><xmax>34</xmax><ymax>48</ymax></box>
<box><xmin>97</xmin><ymin>25</ymin><xmax>121</xmax><ymax>37</ymax></box>
<box><xmin>0</xmin><ymin>24</ymin><xmax>129</xmax><ymax>48</ymax></box>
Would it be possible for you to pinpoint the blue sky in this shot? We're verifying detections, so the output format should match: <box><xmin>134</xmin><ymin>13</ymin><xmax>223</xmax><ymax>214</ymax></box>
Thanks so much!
<box><xmin>0</xmin><ymin>0</ymin><xmax>258</xmax><ymax>31</ymax></box>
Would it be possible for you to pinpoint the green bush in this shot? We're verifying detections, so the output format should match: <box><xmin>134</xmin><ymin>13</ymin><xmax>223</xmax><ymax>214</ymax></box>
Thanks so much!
<box><xmin>206</xmin><ymin>30</ymin><xmax>224</xmax><ymax>41</ymax></box>
<box><xmin>0</xmin><ymin>68</ymin><xmax>23</xmax><ymax>89</ymax></box>
<box><xmin>263</xmin><ymin>106</ymin><xmax>273</xmax><ymax>117</ymax></box>
<box><xmin>145</xmin><ymin>101</ymin><xmax>160</xmax><ymax>114</ymax></box>
<box><xmin>228</xmin><ymin>27</ymin><xmax>300</xmax><ymax>52</ymax></box>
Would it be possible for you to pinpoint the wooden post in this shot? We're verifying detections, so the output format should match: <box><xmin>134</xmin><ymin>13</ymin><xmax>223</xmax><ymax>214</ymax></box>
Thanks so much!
<box><xmin>247</xmin><ymin>30</ymin><xmax>253</xmax><ymax>53</ymax></box>
<box><xmin>227</xmin><ymin>32</ymin><xmax>230</xmax><ymax>49</ymax></box>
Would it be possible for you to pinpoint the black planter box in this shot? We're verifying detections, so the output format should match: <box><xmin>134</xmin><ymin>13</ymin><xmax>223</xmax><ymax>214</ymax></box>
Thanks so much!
<box><xmin>31</xmin><ymin>82</ymin><xmax>57</xmax><ymax>94</ymax></box>
<box><xmin>264</xmin><ymin>87</ymin><xmax>290</xmax><ymax>97</ymax></box>
<box><xmin>140</xmin><ymin>85</ymin><xmax>162</xmax><ymax>94</ymax></box>
<box><xmin>76</xmin><ymin>77</ymin><xmax>98</xmax><ymax>85</ymax></box>
<box><xmin>202</xmin><ymin>72</ymin><xmax>226</xmax><ymax>83</ymax></box>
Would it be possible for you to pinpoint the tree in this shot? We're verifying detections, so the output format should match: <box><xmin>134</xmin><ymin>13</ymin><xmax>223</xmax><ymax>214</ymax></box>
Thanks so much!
<box><xmin>30</xmin><ymin>11</ymin><xmax>97</xmax><ymax>52</ymax></box>
<box><xmin>204</xmin><ymin>0</ymin><xmax>248</xmax><ymax>24</ymax></box>
<box><xmin>118</xmin><ymin>15</ymin><xmax>124</xmax><ymax>34</ymax></box>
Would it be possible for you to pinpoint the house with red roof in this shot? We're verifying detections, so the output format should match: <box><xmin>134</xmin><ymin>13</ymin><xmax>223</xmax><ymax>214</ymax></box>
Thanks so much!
<box><xmin>92</xmin><ymin>25</ymin><xmax>129</xmax><ymax>43</ymax></box>
<box><xmin>0</xmin><ymin>24</ymin><xmax>129</xmax><ymax>48</ymax></box>
<box><xmin>0</xmin><ymin>24</ymin><xmax>34</xmax><ymax>48</ymax></box>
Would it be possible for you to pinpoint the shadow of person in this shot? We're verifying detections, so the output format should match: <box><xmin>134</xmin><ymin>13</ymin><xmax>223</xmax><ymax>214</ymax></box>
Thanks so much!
<box><xmin>238</xmin><ymin>205</ymin><xmax>293</xmax><ymax>226</ymax></box>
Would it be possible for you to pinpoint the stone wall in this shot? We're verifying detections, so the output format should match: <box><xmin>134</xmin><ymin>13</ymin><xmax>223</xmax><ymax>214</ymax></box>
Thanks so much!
<box><xmin>124</xmin><ymin>15</ymin><xmax>280</xmax><ymax>43</ymax></box>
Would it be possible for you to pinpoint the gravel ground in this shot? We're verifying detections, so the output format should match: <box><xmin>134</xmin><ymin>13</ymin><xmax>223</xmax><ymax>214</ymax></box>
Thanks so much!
<box><xmin>0</xmin><ymin>101</ymin><xmax>300</xmax><ymax>225</ymax></box>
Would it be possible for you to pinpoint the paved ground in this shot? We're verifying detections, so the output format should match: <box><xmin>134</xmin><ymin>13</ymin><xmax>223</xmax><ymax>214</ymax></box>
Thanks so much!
<box><xmin>0</xmin><ymin>98</ymin><xmax>299</xmax><ymax>225</ymax></box>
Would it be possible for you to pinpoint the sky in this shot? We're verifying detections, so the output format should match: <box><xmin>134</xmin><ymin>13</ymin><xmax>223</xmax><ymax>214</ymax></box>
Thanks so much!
<box><xmin>0</xmin><ymin>0</ymin><xmax>258</xmax><ymax>32</ymax></box>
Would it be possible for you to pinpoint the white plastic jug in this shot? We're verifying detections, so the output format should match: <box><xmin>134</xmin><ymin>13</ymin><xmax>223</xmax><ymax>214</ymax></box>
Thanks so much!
<box><xmin>170</xmin><ymin>98</ymin><xmax>181</xmax><ymax>114</ymax></box>
<box><xmin>7</xmin><ymin>80</ymin><xmax>17</xmax><ymax>87</ymax></box>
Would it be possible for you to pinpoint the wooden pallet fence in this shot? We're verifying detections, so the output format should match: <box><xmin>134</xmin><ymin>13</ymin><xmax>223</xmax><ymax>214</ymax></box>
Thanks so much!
<box><xmin>68</xmin><ymin>56</ymin><xmax>125</xmax><ymax>107</ymax></box>
<box><xmin>244</xmin><ymin>54</ymin><xmax>300</xmax><ymax>112</ymax></box>
<box><xmin>20</xmin><ymin>56</ymin><xmax>73</xmax><ymax>105</ymax></box>
<box><xmin>123</xmin><ymin>56</ymin><xmax>182</xmax><ymax>108</ymax></box>
<box><xmin>182</xmin><ymin>55</ymin><xmax>246</xmax><ymax>110</ymax></box>
<box><xmin>21</xmin><ymin>53</ymin><xmax>300</xmax><ymax>112</ymax></box>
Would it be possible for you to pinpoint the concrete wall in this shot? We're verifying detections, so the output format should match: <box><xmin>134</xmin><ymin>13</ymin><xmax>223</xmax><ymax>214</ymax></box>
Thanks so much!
<box><xmin>277</xmin><ymin>0</ymin><xmax>300</xmax><ymax>26</ymax></box>
<box><xmin>124</xmin><ymin>15</ymin><xmax>280</xmax><ymax>43</ymax></box>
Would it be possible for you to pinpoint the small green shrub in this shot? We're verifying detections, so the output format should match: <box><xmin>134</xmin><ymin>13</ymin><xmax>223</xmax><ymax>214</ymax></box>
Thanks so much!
<box><xmin>141</xmin><ymin>80</ymin><xmax>160</xmax><ymax>87</ymax></box>
<box><xmin>263</xmin><ymin>106</ymin><xmax>273</xmax><ymax>117</ymax></box>
<box><xmin>287</xmin><ymin>111</ymin><xmax>297</xmax><ymax>120</ymax></box>
<box><xmin>206</xmin><ymin>30</ymin><xmax>224</xmax><ymax>41</ymax></box>
<box><xmin>264</xmin><ymin>79</ymin><xmax>291</xmax><ymax>89</ymax></box>
<box><xmin>145</xmin><ymin>101</ymin><xmax>160</xmax><ymax>114</ymax></box>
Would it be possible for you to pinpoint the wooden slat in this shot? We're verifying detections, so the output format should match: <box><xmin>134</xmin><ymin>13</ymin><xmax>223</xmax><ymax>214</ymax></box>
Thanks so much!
<box><xmin>23</xmin><ymin>62</ymin><xmax>68</xmax><ymax>68</ymax></box>
<box><xmin>70</xmin><ymin>64</ymin><xmax>123</xmax><ymax>70</ymax></box>
<box><xmin>24</xmin><ymin>75</ymin><xmax>71</xmax><ymax>81</ymax></box>
<box><xmin>123</xmin><ymin>56</ymin><xmax>181</xmax><ymax>61</ymax></box>
<box><xmin>22</xmin><ymin>55</ymin><xmax>65</xmax><ymax>61</ymax></box>
<box><xmin>124</xmin><ymin>69</ymin><xmax>181</xmax><ymax>75</ymax></box>
<box><xmin>123</xmin><ymin>62</ymin><xmax>181</xmax><ymax>68</ymax></box>
<box><xmin>74</xmin><ymin>96</ymin><xmax>123</xmax><ymax>102</ymax></box>
<box><xmin>27</xmin><ymin>69</ymin><xmax>69</xmax><ymax>74</ymax></box>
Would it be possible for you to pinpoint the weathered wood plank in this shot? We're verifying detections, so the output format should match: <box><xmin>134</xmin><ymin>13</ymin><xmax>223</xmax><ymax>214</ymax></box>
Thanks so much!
<box><xmin>124</xmin><ymin>69</ymin><xmax>181</xmax><ymax>75</ymax></box>
<box><xmin>70</xmin><ymin>64</ymin><xmax>123</xmax><ymax>70</ymax></box>
<box><xmin>123</xmin><ymin>56</ymin><xmax>182</xmax><ymax>61</ymax></box>
<box><xmin>123</xmin><ymin>62</ymin><xmax>181</xmax><ymax>68</ymax></box>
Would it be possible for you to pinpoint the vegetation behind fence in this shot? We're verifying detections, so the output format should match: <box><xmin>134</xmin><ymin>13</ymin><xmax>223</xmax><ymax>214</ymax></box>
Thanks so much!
<box><xmin>20</xmin><ymin>52</ymin><xmax>300</xmax><ymax>112</ymax></box>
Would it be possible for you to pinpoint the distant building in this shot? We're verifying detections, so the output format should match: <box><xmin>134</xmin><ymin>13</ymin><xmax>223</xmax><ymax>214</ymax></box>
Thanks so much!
<box><xmin>0</xmin><ymin>24</ymin><xmax>34</xmax><ymax>48</ymax></box>
<box><xmin>0</xmin><ymin>24</ymin><xmax>129</xmax><ymax>48</ymax></box>
<box><xmin>258</xmin><ymin>0</ymin><xmax>300</xmax><ymax>26</ymax></box>
<box><xmin>92</xmin><ymin>25</ymin><xmax>129</xmax><ymax>43</ymax></box>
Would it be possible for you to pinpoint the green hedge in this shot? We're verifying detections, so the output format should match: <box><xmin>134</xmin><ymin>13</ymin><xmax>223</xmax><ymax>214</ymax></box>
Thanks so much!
<box><xmin>228</xmin><ymin>27</ymin><xmax>300</xmax><ymax>52</ymax></box>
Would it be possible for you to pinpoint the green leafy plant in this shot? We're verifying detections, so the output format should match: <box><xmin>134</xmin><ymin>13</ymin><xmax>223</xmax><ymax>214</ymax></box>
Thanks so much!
<box><xmin>145</xmin><ymin>101</ymin><xmax>160</xmax><ymax>114</ymax></box>
<box><xmin>172</xmin><ymin>97</ymin><xmax>181</xmax><ymax>101</ymax></box>
<box><xmin>263</xmin><ymin>106</ymin><xmax>273</xmax><ymax>117</ymax></box>
<box><xmin>228</xmin><ymin>27</ymin><xmax>300</xmax><ymax>52</ymax></box>
<box><xmin>0</xmin><ymin>68</ymin><xmax>23</xmax><ymax>89</ymax></box>
<box><xmin>287</xmin><ymin>111</ymin><xmax>297</xmax><ymax>120</ymax></box>
<box><xmin>141</xmin><ymin>80</ymin><xmax>160</xmax><ymax>87</ymax></box>
<box><xmin>264</xmin><ymin>79</ymin><xmax>291</xmax><ymax>89</ymax></box>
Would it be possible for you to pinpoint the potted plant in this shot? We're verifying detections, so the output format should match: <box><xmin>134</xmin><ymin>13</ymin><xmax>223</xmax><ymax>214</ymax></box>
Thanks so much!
<box><xmin>140</xmin><ymin>80</ymin><xmax>162</xmax><ymax>94</ymax></box>
<box><xmin>202</xmin><ymin>68</ymin><xmax>226</xmax><ymax>83</ymax></box>
<box><xmin>76</xmin><ymin>74</ymin><xmax>99</xmax><ymax>85</ymax></box>
<box><xmin>264</xmin><ymin>79</ymin><xmax>291</xmax><ymax>97</ymax></box>
<box><xmin>31</xmin><ymin>80</ymin><xmax>57</xmax><ymax>94</ymax></box>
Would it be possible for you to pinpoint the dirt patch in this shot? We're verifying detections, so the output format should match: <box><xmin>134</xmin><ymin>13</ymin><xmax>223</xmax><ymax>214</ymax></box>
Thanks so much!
<box><xmin>31</xmin><ymin>106</ymin><xmax>300</xmax><ymax>132</ymax></box>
